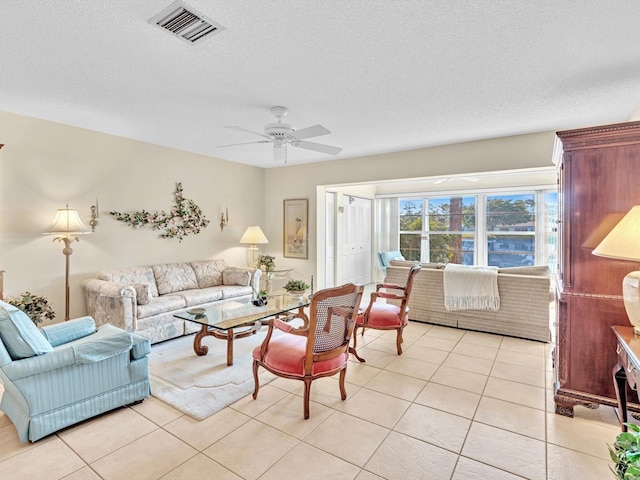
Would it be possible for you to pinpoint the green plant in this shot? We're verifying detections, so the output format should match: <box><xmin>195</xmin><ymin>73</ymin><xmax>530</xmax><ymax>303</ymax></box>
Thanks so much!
<box><xmin>284</xmin><ymin>279</ymin><xmax>310</xmax><ymax>292</ymax></box>
<box><xmin>610</xmin><ymin>423</ymin><xmax>640</xmax><ymax>479</ymax></box>
<box><xmin>6</xmin><ymin>292</ymin><xmax>55</xmax><ymax>325</ymax></box>
<box><xmin>258</xmin><ymin>289</ymin><xmax>268</xmax><ymax>299</ymax></box>
<box><xmin>258</xmin><ymin>255</ymin><xmax>276</xmax><ymax>271</ymax></box>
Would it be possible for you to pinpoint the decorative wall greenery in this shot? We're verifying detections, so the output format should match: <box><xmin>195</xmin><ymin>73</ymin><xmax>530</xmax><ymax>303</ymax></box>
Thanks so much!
<box><xmin>110</xmin><ymin>182</ymin><xmax>209</xmax><ymax>242</ymax></box>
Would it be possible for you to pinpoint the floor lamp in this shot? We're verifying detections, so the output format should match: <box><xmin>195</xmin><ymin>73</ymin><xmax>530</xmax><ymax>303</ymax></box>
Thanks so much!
<box><xmin>43</xmin><ymin>205</ymin><xmax>91</xmax><ymax>320</ymax></box>
<box><xmin>239</xmin><ymin>225</ymin><xmax>269</xmax><ymax>268</ymax></box>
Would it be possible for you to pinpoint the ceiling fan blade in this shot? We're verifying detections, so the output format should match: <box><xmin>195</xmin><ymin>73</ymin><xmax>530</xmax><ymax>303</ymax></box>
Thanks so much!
<box><xmin>291</xmin><ymin>124</ymin><xmax>331</xmax><ymax>140</ymax></box>
<box><xmin>274</xmin><ymin>145</ymin><xmax>287</xmax><ymax>163</ymax></box>
<box><xmin>225</xmin><ymin>125</ymin><xmax>271</xmax><ymax>140</ymax></box>
<box><xmin>292</xmin><ymin>140</ymin><xmax>342</xmax><ymax>155</ymax></box>
<box><xmin>217</xmin><ymin>140</ymin><xmax>271</xmax><ymax>148</ymax></box>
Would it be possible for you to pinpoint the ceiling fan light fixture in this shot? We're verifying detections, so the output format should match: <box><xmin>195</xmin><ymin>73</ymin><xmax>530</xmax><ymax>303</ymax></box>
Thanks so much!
<box><xmin>218</xmin><ymin>106</ymin><xmax>342</xmax><ymax>163</ymax></box>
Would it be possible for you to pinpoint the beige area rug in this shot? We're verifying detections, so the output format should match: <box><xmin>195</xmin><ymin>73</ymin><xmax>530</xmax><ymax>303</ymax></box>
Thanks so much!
<box><xmin>149</xmin><ymin>327</ymin><xmax>276</xmax><ymax>420</ymax></box>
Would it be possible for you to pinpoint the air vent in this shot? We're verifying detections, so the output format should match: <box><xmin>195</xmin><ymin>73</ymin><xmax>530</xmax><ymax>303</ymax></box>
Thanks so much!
<box><xmin>149</xmin><ymin>0</ymin><xmax>225</xmax><ymax>45</ymax></box>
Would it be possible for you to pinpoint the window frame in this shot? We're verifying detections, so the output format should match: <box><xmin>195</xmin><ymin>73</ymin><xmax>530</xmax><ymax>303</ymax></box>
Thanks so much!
<box><xmin>396</xmin><ymin>186</ymin><xmax>556</xmax><ymax>267</ymax></box>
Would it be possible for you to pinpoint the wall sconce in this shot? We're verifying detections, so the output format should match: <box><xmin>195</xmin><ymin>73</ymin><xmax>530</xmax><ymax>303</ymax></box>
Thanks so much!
<box><xmin>220</xmin><ymin>207</ymin><xmax>229</xmax><ymax>231</ymax></box>
<box><xmin>89</xmin><ymin>198</ymin><xmax>99</xmax><ymax>232</ymax></box>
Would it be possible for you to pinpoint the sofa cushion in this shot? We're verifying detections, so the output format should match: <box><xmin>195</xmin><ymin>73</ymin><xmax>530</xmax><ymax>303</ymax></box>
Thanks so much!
<box><xmin>0</xmin><ymin>301</ymin><xmax>54</xmax><ymax>359</ymax></box>
<box><xmin>191</xmin><ymin>260</ymin><xmax>227</xmax><ymax>288</ymax></box>
<box><xmin>132</xmin><ymin>284</ymin><xmax>153</xmax><ymax>305</ymax></box>
<box><xmin>389</xmin><ymin>260</ymin><xmax>445</xmax><ymax>269</ymax></box>
<box><xmin>222</xmin><ymin>269</ymin><xmax>251</xmax><ymax>286</ymax></box>
<box><xmin>137</xmin><ymin>295</ymin><xmax>187</xmax><ymax>319</ymax></box>
<box><xmin>97</xmin><ymin>266</ymin><xmax>159</xmax><ymax>297</ymax></box>
<box><xmin>219</xmin><ymin>285</ymin><xmax>253</xmax><ymax>299</ymax></box>
<box><xmin>166</xmin><ymin>287</ymin><xmax>223</xmax><ymax>307</ymax></box>
<box><xmin>498</xmin><ymin>265</ymin><xmax>550</xmax><ymax>276</ymax></box>
<box><xmin>152</xmin><ymin>263</ymin><xmax>198</xmax><ymax>295</ymax></box>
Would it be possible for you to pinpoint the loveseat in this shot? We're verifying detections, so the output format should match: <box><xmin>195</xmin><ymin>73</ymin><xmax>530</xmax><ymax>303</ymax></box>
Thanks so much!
<box><xmin>384</xmin><ymin>260</ymin><xmax>551</xmax><ymax>342</ymax></box>
<box><xmin>81</xmin><ymin>260</ymin><xmax>261</xmax><ymax>344</ymax></box>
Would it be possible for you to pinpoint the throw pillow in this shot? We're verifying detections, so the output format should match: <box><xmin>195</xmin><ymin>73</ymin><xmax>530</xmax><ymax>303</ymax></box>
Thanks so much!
<box><xmin>191</xmin><ymin>260</ymin><xmax>226</xmax><ymax>288</ymax></box>
<box><xmin>132</xmin><ymin>284</ymin><xmax>153</xmax><ymax>305</ymax></box>
<box><xmin>222</xmin><ymin>269</ymin><xmax>251</xmax><ymax>286</ymax></box>
<box><xmin>152</xmin><ymin>263</ymin><xmax>198</xmax><ymax>295</ymax></box>
<box><xmin>97</xmin><ymin>266</ymin><xmax>159</xmax><ymax>297</ymax></box>
<box><xmin>0</xmin><ymin>300</ymin><xmax>53</xmax><ymax>359</ymax></box>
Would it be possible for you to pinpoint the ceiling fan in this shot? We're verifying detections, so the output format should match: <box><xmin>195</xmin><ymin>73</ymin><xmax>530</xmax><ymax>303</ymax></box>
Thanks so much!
<box><xmin>217</xmin><ymin>106</ymin><xmax>342</xmax><ymax>163</ymax></box>
<box><xmin>433</xmin><ymin>176</ymin><xmax>479</xmax><ymax>185</ymax></box>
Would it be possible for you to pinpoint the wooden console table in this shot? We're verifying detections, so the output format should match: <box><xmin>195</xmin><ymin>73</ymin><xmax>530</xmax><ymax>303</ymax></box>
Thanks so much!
<box><xmin>612</xmin><ymin>326</ymin><xmax>640</xmax><ymax>431</ymax></box>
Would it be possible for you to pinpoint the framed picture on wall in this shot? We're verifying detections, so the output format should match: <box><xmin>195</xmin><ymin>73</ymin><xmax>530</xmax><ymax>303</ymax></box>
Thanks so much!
<box><xmin>283</xmin><ymin>198</ymin><xmax>308</xmax><ymax>259</ymax></box>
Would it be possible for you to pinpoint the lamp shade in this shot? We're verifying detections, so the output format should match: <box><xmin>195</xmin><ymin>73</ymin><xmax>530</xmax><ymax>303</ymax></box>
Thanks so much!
<box><xmin>593</xmin><ymin>205</ymin><xmax>640</xmax><ymax>335</ymax></box>
<box><xmin>592</xmin><ymin>206</ymin><xmax>640</xmax><ymax>261</ymax></box>
<box><xmin>43</xmin><ymin>206</ymin><xmax>90</xmax><ymax>236</ymax></box>
<box><xmin>239</xmin><ymin>226</ymin><xmax>269</xmax><ymax>245</ymax></box>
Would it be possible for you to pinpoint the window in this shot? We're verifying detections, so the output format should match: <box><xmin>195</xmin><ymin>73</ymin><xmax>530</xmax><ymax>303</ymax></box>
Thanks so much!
<box><xmin>399</xmin><ymin>199</ymin><xmax>422</xmax><ymax>261</ymax></box>
<box><xmin>427</xmin><ymin>196</ymin><xmax>476</xmax><ymax>264</ymax></box>
<box><xmin>397</xmin><ymin>189</ymin><xmax>557</xmax><ymax>268</ymax></box>
<box><xmin>486</xmin><ymin>193</ymin><xmax>535</xmax><ymax>267</ymax></box>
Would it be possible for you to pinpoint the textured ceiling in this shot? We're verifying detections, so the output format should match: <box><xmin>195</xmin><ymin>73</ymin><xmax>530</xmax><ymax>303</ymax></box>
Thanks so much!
<box><xmin>1</xmin><ymin>1</ymin><xmax>640</xmax><ymax>168</ymax></box>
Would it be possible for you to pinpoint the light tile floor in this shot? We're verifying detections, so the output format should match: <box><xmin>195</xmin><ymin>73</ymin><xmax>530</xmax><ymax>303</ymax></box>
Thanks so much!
<box><xmin>0</xmin><ymin>320</ymin><xmax>622</xmax><ymax>479</ymax></box>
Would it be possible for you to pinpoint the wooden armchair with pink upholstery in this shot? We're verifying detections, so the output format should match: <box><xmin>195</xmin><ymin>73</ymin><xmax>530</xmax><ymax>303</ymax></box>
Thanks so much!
<box><xmin>352</xmin><ymin>264</ymin><xmax>421</xmax><ymax>362</ymax></box>
<box><xmin>251</xmin><ymin>283</ymin><xmax>364</xmax><ymax>419</ymax></box>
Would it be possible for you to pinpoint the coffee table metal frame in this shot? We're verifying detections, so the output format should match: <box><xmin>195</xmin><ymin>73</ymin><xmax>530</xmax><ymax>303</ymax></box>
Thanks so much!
<box><xmin>174</xmin><ymin>295</ymin><xmax>310</xmax><ymax>366</ymax></box>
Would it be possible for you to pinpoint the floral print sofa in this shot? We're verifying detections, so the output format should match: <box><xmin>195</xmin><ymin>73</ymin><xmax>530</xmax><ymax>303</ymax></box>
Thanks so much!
<box><xmin>81</xmin><ymin>260</ymin><xmax>261</xmax><ymax>344</ymax></box>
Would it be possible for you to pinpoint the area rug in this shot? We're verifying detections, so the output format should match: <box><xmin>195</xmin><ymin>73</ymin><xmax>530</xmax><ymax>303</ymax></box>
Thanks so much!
<box><xmin>149</xmin><ymin>327</ymin><xmax>276</xmax><ymax>420</ymax></box>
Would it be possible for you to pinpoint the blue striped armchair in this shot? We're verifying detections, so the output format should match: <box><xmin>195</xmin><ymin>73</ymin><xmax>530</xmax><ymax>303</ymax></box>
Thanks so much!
<box><xmin>0</xmin><ymin>301</ymin><xmax>150</xmax><ymax>442</ymax></box>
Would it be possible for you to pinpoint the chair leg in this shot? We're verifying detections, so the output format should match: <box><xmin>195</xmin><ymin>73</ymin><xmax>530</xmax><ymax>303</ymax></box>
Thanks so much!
<box><xmin>303</xmin><ymin>378</ymin><xmax>312</xmax><ymax>419</ymax></box>
<box><xmin>339</xmin><ymin>368</ymin><xmax>347</xmax><ymax>400</ymax></box>
<box><xmin>350</xmin><ymin>330</ymin><xmax>366</xmax><ymax>363</ymax></box>
<box><xmin>252</xmin><ymin>360</ymin><xmax>260</xmax><ymax>399</ymax></box>
<box><xmin>396</xmin><ymin>326</ymin><xmax>404</xmax><ymax>355</ymax></box>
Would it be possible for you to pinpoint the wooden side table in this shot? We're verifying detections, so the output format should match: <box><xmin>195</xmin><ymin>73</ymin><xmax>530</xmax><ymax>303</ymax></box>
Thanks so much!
<box><xmin>612</xmin><ymin>325</ymin><xmax>640</xmax><ymax>431</ymax></box>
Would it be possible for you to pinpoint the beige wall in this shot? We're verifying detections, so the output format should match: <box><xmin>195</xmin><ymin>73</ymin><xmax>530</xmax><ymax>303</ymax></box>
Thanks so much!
<box><xmin>0</xmin><ymin>109</ymin><xmax>558</xmax><ymax>323</ymax></box>
<box><xmin>263</xmin><ymin>131</ymin><xmax>557</xmax><ymax>287</ymax></box>
<box><xmin>0</xmin><ymin>110</ymin><xmax>265</xmax><ymax>323</ymax></box>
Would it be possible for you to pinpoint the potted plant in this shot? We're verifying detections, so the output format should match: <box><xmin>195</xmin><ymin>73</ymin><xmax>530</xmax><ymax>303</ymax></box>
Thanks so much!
<box><xmin>252</xmin><ymin>288</ymin><xmax>269</xmax><ymax>306</ymax></box>
<box><xmin>258</xmin><ymin>255</ymin><xmax>276</xmax><ymax>272</ymax></box>
<box><xmin>284</xmin><ymin>279</ymin><xmax>310</xmax><ymax>295</ymax></box>
<box><xmin>610</xmin><ymin>423</ymin><xmax>640</xmax><ymax>479</ymax></box>
<box><xmin>6</xmin><ymin>292</ymin><xmax>55</xmax><ymax>325</ymax></box>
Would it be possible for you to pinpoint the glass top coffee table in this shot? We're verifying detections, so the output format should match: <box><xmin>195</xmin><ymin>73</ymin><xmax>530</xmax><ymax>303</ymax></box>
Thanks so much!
<box><xmin>174</xmin><ymin>294</ymin><xmax>310</xmax><ymax>366</ymax></box>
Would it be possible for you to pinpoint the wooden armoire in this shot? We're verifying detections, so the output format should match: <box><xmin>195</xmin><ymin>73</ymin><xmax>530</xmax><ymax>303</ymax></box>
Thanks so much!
<box><xmin>554</xmin><ymin>121</ymin><xmax>640</xmax><ymax>417</ymax></box>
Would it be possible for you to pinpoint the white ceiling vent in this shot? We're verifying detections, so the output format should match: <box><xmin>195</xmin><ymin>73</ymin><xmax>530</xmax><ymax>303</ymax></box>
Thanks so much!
<box><xmin>149</xmin><ymin>0</ymin><xmax>225</xmax><ymax>45</ymax></box>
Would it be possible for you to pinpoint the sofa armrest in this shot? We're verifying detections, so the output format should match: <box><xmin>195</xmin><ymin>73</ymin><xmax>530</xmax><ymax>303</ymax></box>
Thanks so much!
<box><xmin>130</xmin><ymin>332</ymin><xmax>151</xmax><ymax>359</ymax></box>
<box><xmin>40</xmin><ymin>316</ymin><xmax>97</xmax><ymax>347</ymax></box>
<box><xmin>223</xmin><ymin>266</ymin><xmax>261</xmax><ymax>291</ymax></box>
<box><xmin>81</xmin><ymin>278</ymin><xmax>137</xmax><ymax>332</ymax></box>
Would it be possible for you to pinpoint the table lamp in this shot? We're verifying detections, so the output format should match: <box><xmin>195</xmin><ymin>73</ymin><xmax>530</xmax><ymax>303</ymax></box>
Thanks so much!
<box><xmin>593</xmin><ymin>205</ymin><xmax>640</xmax><ymax>334</ymax></box>
<box><xmin>240</xmin><ymin>225</ymin><xmax>269</xmax><ymax>268</ymax></box>
<box><xmin>43</xmin><ymin>204</ymin><xmax>91</xmax><ymax>320</ymax></box>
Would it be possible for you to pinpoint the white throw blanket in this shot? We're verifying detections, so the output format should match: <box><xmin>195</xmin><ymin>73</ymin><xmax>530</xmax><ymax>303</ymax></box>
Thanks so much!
<box><xmin>443</xmin><ymin>263</ymin><xmax>500</xmax><ymax>311</ymax></box>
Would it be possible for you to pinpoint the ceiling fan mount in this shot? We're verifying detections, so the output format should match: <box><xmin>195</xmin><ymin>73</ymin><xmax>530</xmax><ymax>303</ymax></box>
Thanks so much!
<box><xmin>218</xmin><ymin>106</ymin><xmax>342</xmax><ymax>163</ymax></box>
